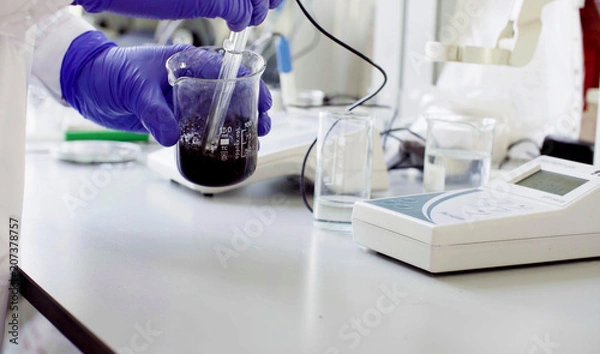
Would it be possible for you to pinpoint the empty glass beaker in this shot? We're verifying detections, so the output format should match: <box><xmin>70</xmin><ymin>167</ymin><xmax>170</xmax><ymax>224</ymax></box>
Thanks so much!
<box><xmin>166</xmin><ymin>47</ymin><xmax>266</xmax><ymax>187</ymax></box>
<box><xmin>423</xmin><ymin>115</ymin><xmax>496</xmax><ymax>193</ymax></box>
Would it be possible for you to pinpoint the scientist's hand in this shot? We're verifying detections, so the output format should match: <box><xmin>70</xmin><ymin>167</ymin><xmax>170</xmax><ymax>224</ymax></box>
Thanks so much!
<box><xmin>60</xmin><ymin>31</ymin><xmax>272</xmax><ymax>146</ymax></box>
<box><xmin>72</xmin><ymin>0</ymin><xmax>283</xmax><ymax>31</ymax></box>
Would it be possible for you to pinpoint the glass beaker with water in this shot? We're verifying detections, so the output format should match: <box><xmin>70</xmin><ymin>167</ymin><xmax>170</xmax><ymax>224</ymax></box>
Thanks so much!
<box><xmin>423</xmin><ymin>115</ymin><xmax>496</xmax><ymax>193</ymax></box>
<box><xmin>313</xmin><ymin>111</ymin><xmax>374</xmax><ymax>232</ymax></box>
<box><xmin>166</xmin><ymin>47</ymin><xmax>266</xmax><ymax>187</ymax></box>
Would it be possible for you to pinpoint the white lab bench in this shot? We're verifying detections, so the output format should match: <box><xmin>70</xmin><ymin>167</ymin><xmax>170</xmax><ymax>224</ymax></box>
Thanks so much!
<box><xmin>19</xmin><ymin>146</ymin><xmax>600</xmax><ymax>353</ymax></box>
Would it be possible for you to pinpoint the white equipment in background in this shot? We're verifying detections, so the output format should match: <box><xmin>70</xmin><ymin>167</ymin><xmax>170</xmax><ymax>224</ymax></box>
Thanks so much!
<box><xmin>422</xmin><ymin>0</ymin><xmax>585</xmax><ymax>160</ymax></box>
<box><xmin>353</xmin><ymin>156</ymin><xmax>600</xmax><ymax>273</ymax></box>
<box><xmin>426</xmin><ymin>0</ymin><xmax>598</xmax><ymax>164</ymax></box>
<box><xmin>426</xmin><ymin>0</ymin><xmax>556</xmax><ymax>67</ymax></box>
<box><xmin>147</xmin><ymin>111</ymin><xmax>390</xmax><ymax>195</ymax></box>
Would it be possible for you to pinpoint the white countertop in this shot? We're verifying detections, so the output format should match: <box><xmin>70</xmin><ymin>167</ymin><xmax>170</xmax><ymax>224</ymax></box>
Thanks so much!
<box><xmin>20</xmin><ymin>146</ymin><xmax>600</xmax><ymax>353</ymax></box>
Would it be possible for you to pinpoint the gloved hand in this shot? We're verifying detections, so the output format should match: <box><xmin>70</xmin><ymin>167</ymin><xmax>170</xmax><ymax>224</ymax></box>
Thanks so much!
<box><xmin>72</xmin><ymin>0</ymin><xmax>283</xmax><ymax>31</ymax></box>
<box><xmin>60</xmin><ymin>30</ymin><xmax>272</xmax><ymax>146</ymax></box>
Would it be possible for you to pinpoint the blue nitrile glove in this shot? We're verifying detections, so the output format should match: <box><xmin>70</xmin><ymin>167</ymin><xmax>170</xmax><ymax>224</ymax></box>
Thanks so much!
<box><xmin>60</xmin><ymin>31</ymin><xmax>272</xmax><ymax>146</ymax></box>
<box><xmin>72</xmin><ymin>0</ymin><xmax>284</xmax><ymax>31</ymax></box>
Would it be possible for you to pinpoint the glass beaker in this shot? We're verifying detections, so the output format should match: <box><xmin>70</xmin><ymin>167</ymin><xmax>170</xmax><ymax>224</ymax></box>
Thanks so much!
<box><xmin>423</xmin><ymin>115</ymin><xmax>496</xmax><ymax>193</ymax></box>
<box><xmin>166</xmin><ymin>47</ymin><xmax>266</xmax><ymax>187</ymax></box>
<box><xmin>313</xmin><ymin>111</ymin><xmax>374</xmax><ymax>232</ymax></box>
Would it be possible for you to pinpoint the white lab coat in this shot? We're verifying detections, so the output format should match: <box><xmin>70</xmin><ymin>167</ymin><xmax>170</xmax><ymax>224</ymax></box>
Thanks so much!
<box><xmin>0</xmin><ymin>0</ymin><xmax>92</xmax><ymax>344</ymax></box>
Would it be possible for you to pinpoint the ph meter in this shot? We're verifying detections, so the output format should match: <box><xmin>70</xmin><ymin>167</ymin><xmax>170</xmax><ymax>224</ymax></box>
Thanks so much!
<box><xmin>353</xmin><ymin>156</ymin><xmax>600</xmax><ymax>273</ymax></box>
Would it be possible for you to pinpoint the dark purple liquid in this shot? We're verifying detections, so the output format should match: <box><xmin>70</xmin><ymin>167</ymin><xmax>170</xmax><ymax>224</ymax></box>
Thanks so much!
<box><xmin>177</xmin><ymin>115</ymin><xmax>257</xmax><ymax>187</ymax></box>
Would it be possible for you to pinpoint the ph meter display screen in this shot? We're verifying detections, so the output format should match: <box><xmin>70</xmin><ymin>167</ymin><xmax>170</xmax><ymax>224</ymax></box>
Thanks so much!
<box><xmin>516</xmin><ymin>170</ymin><xmax>588</xmax><ymax>196</ymax></box>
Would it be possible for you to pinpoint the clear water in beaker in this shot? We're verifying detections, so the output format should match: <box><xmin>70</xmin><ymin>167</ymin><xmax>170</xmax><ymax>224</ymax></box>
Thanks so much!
<box><xmin>423</xmin><ymin>115</ymin><xmax>496</xmax><ymax>193</ymax></box>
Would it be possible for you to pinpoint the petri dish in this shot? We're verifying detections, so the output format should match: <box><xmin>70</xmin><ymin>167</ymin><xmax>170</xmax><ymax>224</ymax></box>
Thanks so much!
<box><xmin>50</xmin><ymin>141</ymin><xmax>142</xmax><ymax>164</ymax></box>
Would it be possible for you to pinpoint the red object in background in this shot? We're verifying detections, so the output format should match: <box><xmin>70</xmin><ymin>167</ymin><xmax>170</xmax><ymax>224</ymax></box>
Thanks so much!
<box><xmin>581</xmin><ymin>0</ymin><xmax>600</xmax><ymax>109</ymax></box>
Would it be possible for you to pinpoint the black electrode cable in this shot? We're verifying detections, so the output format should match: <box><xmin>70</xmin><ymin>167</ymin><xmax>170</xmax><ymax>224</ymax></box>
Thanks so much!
<box><xmin>295</xmin><ymin>0</ymin><xmax>388</xmax><ymax>213</ymax></box>
<box><xmin>288</xmin><ymin>103</ymin><xmax>393</xmax><ymax>110</ymax></box>
<box><xmin>294</xmin><ymin>0</ymin><xmax>388</xmax><ymax>112</ymax></box>
<box><xmin>381</xmin><ymin>127</ymin><xmax>426</xmax><ymax>142</ymax></box>
<box><xmin>381</xmin><ymin>106</ymin><xmax>400</xmax><ymax>148</ymax></box>
<box><xmin>299</xmin><ymin>138</ymin><xmax>318</xmax><ymax>212</ymax></box>
<box><xmin>383</xmin><ymin>133</ymin><xmax>405</xmax><ymax>144</ymax></box>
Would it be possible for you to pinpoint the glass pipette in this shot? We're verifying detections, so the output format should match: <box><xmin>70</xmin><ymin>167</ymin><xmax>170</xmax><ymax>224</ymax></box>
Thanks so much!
<box><xmin>204</xmin><ymin>28</ymin><xmax>250</xmax><ymax>152</ymax></box>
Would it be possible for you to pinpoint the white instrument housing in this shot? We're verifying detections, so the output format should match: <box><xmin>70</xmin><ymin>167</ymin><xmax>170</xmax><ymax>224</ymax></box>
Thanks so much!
<box><xmin>353</xmin><ymin>156</ymin><xmax>600</xmax><ymax>273</ymax></box>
